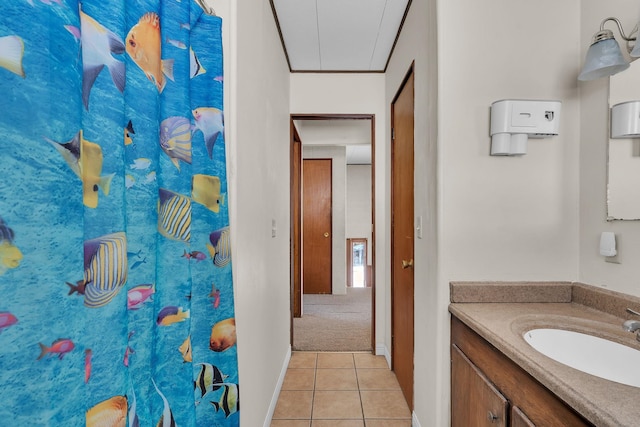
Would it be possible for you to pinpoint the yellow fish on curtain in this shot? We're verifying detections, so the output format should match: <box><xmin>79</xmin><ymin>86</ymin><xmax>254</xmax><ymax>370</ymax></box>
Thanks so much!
<box><xmin>0</xmin><ymin>1</ymin><xmax>238</xmax><ymax>426</ymax></box>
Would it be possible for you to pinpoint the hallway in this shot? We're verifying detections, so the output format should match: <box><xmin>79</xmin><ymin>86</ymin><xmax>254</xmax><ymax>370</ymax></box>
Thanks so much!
<box><xmin>293</xmin><ymin>288</ymin><xmax>371</xmax><ymax>352</ymax></box>
<box><xmin>271</xmin><ymin>352</ymin><xmax>411</xmax><ymax>426</ymax></box>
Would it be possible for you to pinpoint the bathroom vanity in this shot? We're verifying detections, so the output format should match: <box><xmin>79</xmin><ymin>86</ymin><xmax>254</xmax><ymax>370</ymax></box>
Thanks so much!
<box><xmin>449</xmin><ymin>282</ymin><xmax>640</xmax><ymax>427</ymax></box>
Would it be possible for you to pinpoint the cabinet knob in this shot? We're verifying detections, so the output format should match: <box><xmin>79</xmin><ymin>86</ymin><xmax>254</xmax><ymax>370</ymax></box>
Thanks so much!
<box><xmin>487</xmin><ymin>411</ymin><xmax>499</xmax><ymax>423</ymax></box>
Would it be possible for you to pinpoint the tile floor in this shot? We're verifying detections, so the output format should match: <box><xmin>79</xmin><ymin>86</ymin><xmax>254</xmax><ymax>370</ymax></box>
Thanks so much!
<box><xmin>271</xmin><ymin>352</ymin><xmax>412</xmax><ymax>427</ymax></box>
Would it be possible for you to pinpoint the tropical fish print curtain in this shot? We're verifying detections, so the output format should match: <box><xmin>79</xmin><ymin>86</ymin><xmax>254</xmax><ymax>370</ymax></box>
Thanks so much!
<box><xmin>0</xmin><ymin>1</ymin><xmax>239</xmax><ymax>426</ymax></box>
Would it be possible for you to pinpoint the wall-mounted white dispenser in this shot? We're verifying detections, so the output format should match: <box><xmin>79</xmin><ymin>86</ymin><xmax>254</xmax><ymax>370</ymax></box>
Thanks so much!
<box><xmin>599</xmin><ymin>231</ymin><xmax>617</xmax><ymax>257</ymax></box>
<box><xmin>611</xmin><ymin>101</ymin><xmax>640</xmax><ymax>139</ymax></box>
<box><xmin>490</xmin><ymin>99</ymin><xmax>562</xmax><ymax>156</ymax></box>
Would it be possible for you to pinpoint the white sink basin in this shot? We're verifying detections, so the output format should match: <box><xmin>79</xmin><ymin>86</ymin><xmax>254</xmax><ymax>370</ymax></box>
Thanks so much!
<box><xmin>523</xmin><ymin>328</ymin><xmax>640</xmax><ymax>388</ymax></box>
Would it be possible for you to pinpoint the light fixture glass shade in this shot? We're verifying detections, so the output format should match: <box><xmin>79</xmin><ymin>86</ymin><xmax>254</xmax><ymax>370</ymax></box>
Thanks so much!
<box><xmin>630</xmin><ymin>38</ymin><xmax>640</xmax><ymax>58</ymax></box>
<box><xmin>578</xmin><ymin>38</ymin><xmax>630</xmax><ymax>81</ymax></box>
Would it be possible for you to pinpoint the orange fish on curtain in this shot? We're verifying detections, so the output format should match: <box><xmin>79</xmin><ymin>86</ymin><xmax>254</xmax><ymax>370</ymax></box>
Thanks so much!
<box><xmin>126</xmin><ymin>12</ymin><xmax>175</xmax><ymax>92</ymax></box>
<box><xmin>86</xmin><ymin>395</ymin><xmax>128</xmax><ymax>427</ymax></box>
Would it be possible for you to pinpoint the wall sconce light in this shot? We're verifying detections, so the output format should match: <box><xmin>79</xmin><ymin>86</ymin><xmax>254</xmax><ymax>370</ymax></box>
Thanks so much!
<box><xmin>579</xmin><ymin>17</ymin><xmax>639</xmax><ymax>81</ymax></box>
<box><xmin>611</xmin><ymin>101</ymin><xmax>640</xmax><ymax>139</ymax></box>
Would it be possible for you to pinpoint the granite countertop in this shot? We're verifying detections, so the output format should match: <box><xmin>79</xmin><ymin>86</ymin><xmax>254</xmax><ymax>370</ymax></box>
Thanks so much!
<box><xmin>449</xmin><ymin>281</ymin><xmax>640</xmax><ymax>427</ymax></box>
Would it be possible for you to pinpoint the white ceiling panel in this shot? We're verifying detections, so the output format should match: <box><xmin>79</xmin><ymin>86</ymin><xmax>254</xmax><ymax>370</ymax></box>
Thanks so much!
<box><xmin>295</xmin><ymin>120</ymin><xmax>371</xmax><ymax>146</ymax></box>
<box><xmin>369</xmin><ymin>0</ymin><xmax>410</xmax><ymax>69</ymax></box>
<box><xmin>272</xmin><ymin>0</ymin><xmax>321</xmax><ymax>70</ymax></box>
<box><xmin>317</xmin><ymin>0</ymin><xmax>387</xmax><ymax>70</ymax></box>
<box><xmin>271</xmin><ymin>0</ymin><xmax>412</xmax><ymax>71</ymax></box>
<box><xmin>346</xmin><ymin>145</ymin><xmax>372</xmax><ymax>164</ymax></box>
<box><xmin>295</xmin><ymin>119</ymin><xmax>372</xmax><ymax>164</ymax></box>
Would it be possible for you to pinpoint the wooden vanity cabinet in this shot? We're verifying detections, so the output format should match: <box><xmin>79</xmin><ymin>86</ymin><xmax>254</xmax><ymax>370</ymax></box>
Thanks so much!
<box><xmin>452</xmin><ymin>344</ymin><xmax>508</xmax><ymax>426</ymax></box>
<box><xmin>511</xmin><ymin>406</ymin><xmax>535</xmax><ymax>427</ymax></box>
<box><xmin>451</xmin><ymin>316</ymin><xmax>593</xmax><ymax>427</ymax></box>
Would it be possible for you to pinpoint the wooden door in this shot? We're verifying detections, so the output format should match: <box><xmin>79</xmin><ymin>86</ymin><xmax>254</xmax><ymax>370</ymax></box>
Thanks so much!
<box><xmin>391</xmin><ymin>69</ymin><xmax>415</xmax><ymax>409</ymax></box>
<box><xmin>303</xmin><ymin>159</ymin><xmax>332</xmax><ymax>294</ymax></box>
<box><xmin>451</xmin><ymin>345</ymin><xmax>508</xmax><ymax>427</ymax></box>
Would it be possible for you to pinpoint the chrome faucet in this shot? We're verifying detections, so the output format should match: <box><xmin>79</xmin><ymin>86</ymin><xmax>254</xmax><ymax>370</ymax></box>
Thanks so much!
<box><xmin>623</xmin><ymin>308</ymin><xmax>640</xmax><ymax>342</ymax></box>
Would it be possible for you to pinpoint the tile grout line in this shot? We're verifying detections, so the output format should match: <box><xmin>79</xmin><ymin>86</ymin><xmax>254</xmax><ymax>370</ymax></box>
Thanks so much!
<box><xmin>354</xmin><ymin>353</ymin><xmax>368</xmax><ymax>425</ymax></box>
<box><xmin>310</xmin><ymin>352</ymin><xmax>317</xmax><ymax>423</ymax></box>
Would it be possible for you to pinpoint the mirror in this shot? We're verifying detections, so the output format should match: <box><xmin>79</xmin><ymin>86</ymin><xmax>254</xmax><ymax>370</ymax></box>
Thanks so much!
<box><xmin>608</xmin><ymin>60</ymin><xmax>640</xmax><ymax>220</ymax></box>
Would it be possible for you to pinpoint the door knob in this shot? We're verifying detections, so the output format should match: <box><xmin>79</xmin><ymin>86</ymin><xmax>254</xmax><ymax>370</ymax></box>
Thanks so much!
<box><xmin>402</xmin><ymin>259</ymin><xmax>413</xmax><ymax>269</ymax></box>
<box><xmin>323</xmin><ymin>232</ymin><xmax>329</xmax><ymax>238</ymax></box>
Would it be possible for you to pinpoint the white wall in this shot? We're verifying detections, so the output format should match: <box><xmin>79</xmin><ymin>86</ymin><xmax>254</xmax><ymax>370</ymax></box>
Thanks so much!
<box><xmin>579</xmin><ymin>0</ymin><xmax>640</xmax><ymax>297</ymax></box>
<box><xmin>387</xmin><ymin>0</ymin><xmax>582</xmax><ymax>425</ymax></box>
<box><xmin>346</xmin><ymin>164</ymin><xmax>372</xmax><ymax>262</ymax></box>
<box><xmin>438</xmin><ymin>0</ymin><xmax>581</xmax><ymax>422</ymax></box>
<box><xmin>290</xmin><ymin>74</ymin><xmax>388</xmax><ymax>354</ymax></box>
<box><xmin>303</xmin><ymin>145</ymin><xmax>348</xmax><ymax>295</ymax></box>
<box><xmin>384</xmin><ymin>0</ymin><xmax>439</xmax><ymax>424</ymax></box>
<box><xmin>210</xmin><ymin>0</ymin><xmax>292</xmax><ymax>425</ymax></box>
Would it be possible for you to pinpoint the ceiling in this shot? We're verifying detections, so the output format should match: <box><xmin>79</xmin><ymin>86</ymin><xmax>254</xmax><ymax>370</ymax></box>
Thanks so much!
<box><xmin>270</xmin><ymin>0</ymin><xmax>412</xmax><ymax>72</ymax></box>
<box><xmin>294</xmin><ymin>119</ymin><xmax>372</xmax><ymax>164</ymax></box>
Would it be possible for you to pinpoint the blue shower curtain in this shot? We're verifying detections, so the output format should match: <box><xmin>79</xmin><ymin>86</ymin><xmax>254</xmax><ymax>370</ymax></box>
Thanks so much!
<box><xmin>0</xmin><ymin>1</ymin><xmax>239</xmax><ymax>425</ymax></box>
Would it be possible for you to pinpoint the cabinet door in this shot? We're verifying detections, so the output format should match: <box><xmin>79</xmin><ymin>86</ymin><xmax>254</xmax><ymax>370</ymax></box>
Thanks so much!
<box><xmin>452</xmin><ymin>344</ymin><xmax>508</xmax><ymax>427</ymax></box>
<box><xmin>511</xmin><ymin>406</ymin><xmax>536</xmax><ymax>427</ymax></box>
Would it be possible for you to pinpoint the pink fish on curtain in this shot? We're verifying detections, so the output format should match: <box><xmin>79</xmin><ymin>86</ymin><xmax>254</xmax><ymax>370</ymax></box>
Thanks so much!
<box><xmin>210</xmin><ymin>289</ymin><xmax>221</xmax><ymax>309</ymax></box>
<box><xmin>84</xmin><ymin>349</ymin><xmax>92</xmax><ymax>383</ymax></box>
<box><xmin>0</xmin><ymin>312</ymin><xmax>17</xmax><ymax>333</ymax></box>
<box><xmin>37</xmin><ymin>338</ymin><xmax>75</xmax><ymax>360</ymax></box>
<box><xmin>127</xmin><ymin>284</ymin><xmax>155</xmax><ymax>310</ymax></box>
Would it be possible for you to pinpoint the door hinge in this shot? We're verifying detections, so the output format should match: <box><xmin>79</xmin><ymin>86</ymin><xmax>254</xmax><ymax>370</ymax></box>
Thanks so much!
<box><xmin>391</xmin><ymin>128</ymin><xmax>395</xmax><ymax>140</ymax></box>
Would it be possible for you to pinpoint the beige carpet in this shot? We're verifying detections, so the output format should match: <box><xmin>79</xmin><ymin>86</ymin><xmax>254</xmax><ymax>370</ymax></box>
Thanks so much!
<box><xmin>293</xmin><ymin>287</ymin><xmax>372</xmax><ymax>351</ymax></box>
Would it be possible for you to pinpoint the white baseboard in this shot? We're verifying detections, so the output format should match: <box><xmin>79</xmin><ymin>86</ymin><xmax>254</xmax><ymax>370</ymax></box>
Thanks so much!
<box><xmin>263</xmin><ymin>345</ymin><xmax>292</xmax><ymax>427</ymax></box>
<box><xmin>412</xmin><ymin>411</ymin><xmax>422</xmax><ymax>427</ymax></box>
<box><xmin>375</xmin><ymin>343</ymin><xmax>391</xmax><ymax>368</ymax></box>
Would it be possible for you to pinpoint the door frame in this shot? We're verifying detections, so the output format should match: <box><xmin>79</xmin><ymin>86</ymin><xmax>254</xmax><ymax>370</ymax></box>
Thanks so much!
<box><xmin>290</xmin><ymin>113</ymin><xmax>376</xmax><ymax>350</ymax></box>
<box><xmin>346</xmin><ymin>238</ymin><xmax>368</xmax><ymax>288</ymax></box>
